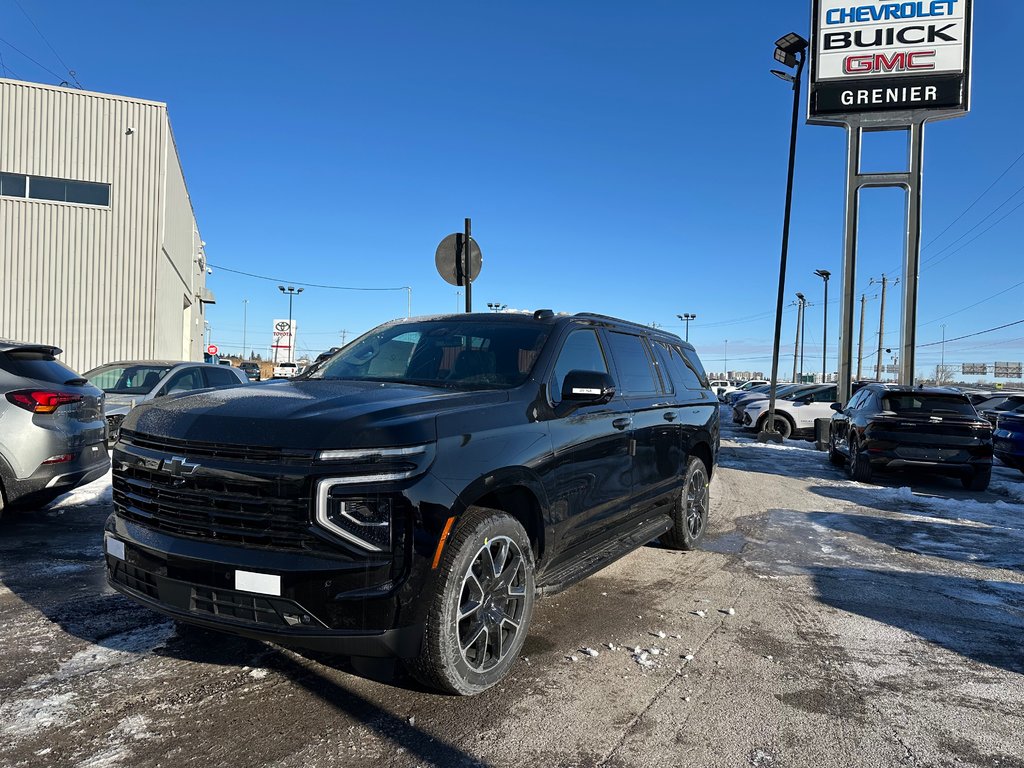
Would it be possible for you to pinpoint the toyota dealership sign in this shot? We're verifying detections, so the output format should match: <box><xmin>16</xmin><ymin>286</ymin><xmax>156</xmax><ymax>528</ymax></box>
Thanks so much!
<box><xmin>809</xmin><ymin>0</ymin><xmax>973</xmax><ymax>123</ymax></box>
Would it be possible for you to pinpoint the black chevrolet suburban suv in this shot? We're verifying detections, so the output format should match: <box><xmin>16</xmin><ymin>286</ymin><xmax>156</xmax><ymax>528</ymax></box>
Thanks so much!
<box><xmin>104</xmin><ymin>311</ymin><xmax>719</xmax><ymax>694</ymax></box>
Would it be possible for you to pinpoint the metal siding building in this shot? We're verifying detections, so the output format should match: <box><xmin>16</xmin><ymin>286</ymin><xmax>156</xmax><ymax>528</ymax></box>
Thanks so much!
<box><xmin>0</xmin><ymin>78</ymin><xmax>211</xmax><ymax>374</ymax></box>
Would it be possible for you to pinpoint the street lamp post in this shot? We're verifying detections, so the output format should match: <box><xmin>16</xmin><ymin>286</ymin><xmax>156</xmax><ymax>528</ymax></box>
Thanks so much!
<box><xmin>676</xmin><ymin>313</ymin><xmax>696</xmax><ymax>342</ymax></box>
<box><xmin>814</xmin><ymin>269</ymin><xmax>831</xmax><ymax>382</ymax></box>
<box><xmin>278</xmin><ymin>285</ymin><xmax>304</xmax><ymax>364</ymax></box>
<box><xmin>242</xmin><ymin>299</ymin><xmax>249</xmax><ymax>360</ymax></box>
<box><xmin>724</xmin><ymin>339</ymin><xmax>729</xmax><ymax>377</ymax></box>
<box><xmin>760</xmin><ymin>31</ymin><xmax>808</xmax><ymax>444</ymax></box>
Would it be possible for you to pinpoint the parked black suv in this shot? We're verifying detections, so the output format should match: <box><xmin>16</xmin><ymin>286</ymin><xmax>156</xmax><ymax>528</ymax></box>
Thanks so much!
<box><xmin>104</xmin><ymin>311</ymin><xmax>719</xmax><ymax>693</ymax></box>
<box><xmin>829</xmin><ymin>384</ymin><xmax>993</xmax><ymax>490</ymax></box>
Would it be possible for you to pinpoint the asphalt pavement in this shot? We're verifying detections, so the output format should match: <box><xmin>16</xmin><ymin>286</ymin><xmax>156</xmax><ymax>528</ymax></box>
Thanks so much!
<box><xmin>1</xmin><ymin>412</ymin><xmax>1022</xmax><ymax>768</ymax></box>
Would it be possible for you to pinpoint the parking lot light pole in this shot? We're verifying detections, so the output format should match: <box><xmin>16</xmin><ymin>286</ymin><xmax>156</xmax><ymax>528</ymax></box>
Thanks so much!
<box><xmin>487</xmin><ymin>302</ymin><xmax>507</xmax><ymax>313</ymax></box>
<box><xmin>242</xmin><ymin>299</ymin><xmax>249</xmax><ymax>361</ymax></box>
<box><xmin>760</xmin><ymin>31</ymin><xmax>808</xmax><ymax>444</ymax></box>
<box><xmin>278</xmin><ymin>285</ymin><xmax>304</xmax><ymax>364</ymax></box>
<box><xmin>814</xmin><ymin>269</ymin><xmax>830</xmax><ymax>381</ymax></box>
<box><xmin>676</xmin><ymin>313</ymin><xmax>696</xmax><ymax>342</ymax></box>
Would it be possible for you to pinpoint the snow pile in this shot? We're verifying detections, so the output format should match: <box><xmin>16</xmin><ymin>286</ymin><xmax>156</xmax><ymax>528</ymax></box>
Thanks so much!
<box><xmin>50</xmin><ymin>471</ymin><xmax>112</xmax><ymax>510</ymax></box>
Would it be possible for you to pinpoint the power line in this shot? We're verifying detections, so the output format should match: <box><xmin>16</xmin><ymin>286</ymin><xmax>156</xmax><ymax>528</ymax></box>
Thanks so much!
<box><xmin>0</xmin><ymin>35</ymin><xmax>64</xmax><ymax>82</ymax></box>
<box><xmin>11</xmin><ymin>0</ymin><xmax>81</xmax><ymax>87</ymax></box>
<box><xmin>920</xmin><ymin>278</ymin><xmax>1024</xmax><ymax>327</ymax></box>
<box><xmin>917</xmin><ymin>319</ymin><xmax>1024</xmax><ymax>349</ymax></box>
<box><xmin>920</xmin><ymin>195</ymin><xmax>1024</xmax><ymax>271</ymax></box>
<box><xmin>208</xmin><ymin>263</ymin><xmax>409</xmax><ymax>292</ymax></box>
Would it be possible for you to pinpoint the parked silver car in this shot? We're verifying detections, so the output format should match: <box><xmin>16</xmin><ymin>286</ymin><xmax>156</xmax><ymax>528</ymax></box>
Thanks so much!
<box><xmin>0</xmin><ymin>341</ymin><xmax>109</xmax><ymax>515</ymax></box>
<box><xmin>84</xmin><ymin>360</ymin><xmax>249</xmax><ymax>442</ymax></box>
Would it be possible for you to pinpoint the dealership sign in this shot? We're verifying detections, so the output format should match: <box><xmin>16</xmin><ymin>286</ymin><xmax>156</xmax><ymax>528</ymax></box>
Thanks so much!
<box><xmin>809</xmin><ymin>0</ymin><xmax>973</xmax><ymax>122</ymax></box>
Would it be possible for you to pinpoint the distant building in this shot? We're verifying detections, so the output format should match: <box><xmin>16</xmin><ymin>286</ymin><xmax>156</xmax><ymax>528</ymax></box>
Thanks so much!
<box><xmin>0</xmin><ymin>78</ymin><xmax>213</xmax><ymax>374</ymax></box>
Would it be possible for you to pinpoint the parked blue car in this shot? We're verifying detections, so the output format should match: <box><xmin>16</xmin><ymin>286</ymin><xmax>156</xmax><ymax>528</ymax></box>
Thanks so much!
<box><xmin>994</xmin><ymin>411</ymin><xmax>1024</xmax><ymax>475</ymax></box>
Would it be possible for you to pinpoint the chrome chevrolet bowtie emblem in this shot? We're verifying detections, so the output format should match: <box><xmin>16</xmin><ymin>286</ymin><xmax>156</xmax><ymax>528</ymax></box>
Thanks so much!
<box><xmin>160</xmin><ymin>455</ymin><xmax>200</xmax><ymax>476</ymax></box>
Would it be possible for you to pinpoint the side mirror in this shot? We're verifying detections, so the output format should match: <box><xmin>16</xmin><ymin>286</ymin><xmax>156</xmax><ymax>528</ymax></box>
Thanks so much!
<box><xmin>561</xmin><ymin>370</ymin><xmax>616</xmax><ymax>405</ymax></box>
<box><xmin>830</xmin><ymin>401</ymin><xmax>843</xmax><ymax>412</ymax></box>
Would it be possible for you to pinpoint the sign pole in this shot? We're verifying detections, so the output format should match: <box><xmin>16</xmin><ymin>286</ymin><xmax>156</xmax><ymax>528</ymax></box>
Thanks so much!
<box><xmin>837</xmin><ymin>122</ymin><xmax>861</xmax><ymax>404</ymax></box>
<box><xmin>464</xmin><ymin>217</ymin><xmax>472</xmax><ymax>313</ymax></box>
<box><xmin>899</xmin><ymin>119</ymin><xmax>926</xmax><ymax>386</ymax></box>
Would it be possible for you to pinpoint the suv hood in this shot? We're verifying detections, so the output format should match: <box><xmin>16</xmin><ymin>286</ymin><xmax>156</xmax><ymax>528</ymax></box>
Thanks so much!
<box><xmin>122</xmin><ymin>379</ymin><xmax>510</xmax><ymax>450</ymax></box>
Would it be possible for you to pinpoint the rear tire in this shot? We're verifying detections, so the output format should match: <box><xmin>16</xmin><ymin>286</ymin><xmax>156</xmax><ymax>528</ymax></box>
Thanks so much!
<box><xmin>660</xmin><ymin>457</ymin><xmax>711</xmax><ymax>551</ymax></box>
<box><xmin>406</xmin><ymin>506</ymin><xmax>535</xmax><ymax>695</ymax></box>
<box><xmin>962</xmin><ymin>466</ymin><xmax>991</xmax><ymax>492</ymax></box>
<box><xmin>848</xmin><ymin>438</ymin><xmax>873</xmax><ymax>483</ymax></box>
<box><xmin>758</xmin><ymin>414</ymin><xmax>793</xmax><ymax>440</ymax></box>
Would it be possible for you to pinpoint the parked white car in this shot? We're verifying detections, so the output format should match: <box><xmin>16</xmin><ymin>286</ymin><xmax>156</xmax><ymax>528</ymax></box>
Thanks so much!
<box><xmin>739</xmin><ymin>384</ymin><xmax>838</xmax><ymax>439</ymax></box>
<box><xmin>272</xmin><ymin>361</ymin><xmax>299</xmax><ymax>379</ymax></box>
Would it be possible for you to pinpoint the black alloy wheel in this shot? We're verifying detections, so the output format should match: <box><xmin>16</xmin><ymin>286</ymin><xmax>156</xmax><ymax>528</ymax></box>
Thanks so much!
<box><xmin>408</xmin><ymin>506</ymin><xmax>535</xmax><ymax>695</ymax></box>
<box><xmin>661</xmin><ymin>457</ymin><xmax>711</xmax><ymax>551</ymax></box>
<box><xmin>848</xmin><ymin>437</ymin><xmax>873</xmax><ymax>483</ymax></box>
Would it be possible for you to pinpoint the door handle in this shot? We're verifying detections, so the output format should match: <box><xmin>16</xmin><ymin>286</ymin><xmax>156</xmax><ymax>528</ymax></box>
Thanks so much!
<box><xmin>664</xmin><ymin>412</ymin><xmax>677</xmax><ymax>422</ymax></box>
<box><xmin>612</xmin><ymin>417</ymin><xmax>632</xmax><ymax>430</ymax></box>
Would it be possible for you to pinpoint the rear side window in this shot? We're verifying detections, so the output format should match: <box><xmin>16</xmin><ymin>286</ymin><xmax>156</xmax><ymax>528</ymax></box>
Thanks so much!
<box><xmin>654</xmin><ymin>341</ymin><xmax>703</xmax><ymax>391</ymax></box>
<box><xmin>805</xmin><ymin>387</ymin><xmax>838</xmax><ymax>403</ymax></box>
<box><xmin>164</xmin><ymin>368</ymin><xmax>205</xmax><ymax>394</ymax></box>
<box><xmin>0</xmin><ymin>350</ymin><xmax>81</xmax><ymax>384</ymax></box>
<box><xmin>605</xmin><ymin>332</ymin><xmax>659</xmax><ymax>395</ymax></box>
<box><xmin>204</xmin><ymin>367</ymin><xmax>243</xmax><ymax>387</ymax></box>
<box><xmin>549</xmin><ymin>329</ymin><xmax>608</xmax><ymax>403</ymax></box>
<box><xmin>680</xmin><ymin>347</ymin><xmax>710</xmax><ymax>388</ymax></box>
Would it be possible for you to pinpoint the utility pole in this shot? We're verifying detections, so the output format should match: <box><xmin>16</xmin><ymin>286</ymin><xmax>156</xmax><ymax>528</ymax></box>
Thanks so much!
<box><xmin>792</xmin><ymin>299</ymin><xmax>801</xmax><ymax>384</ymax></box>
<box><xmin>941</xmin><ymin>323</ymin><xmax>946</xmax><ymax>371</ymax></box>
<box><xmin>340</xmin><ymin>330</ymin><xmax>348</xmax><ymax>346</ymax></box>
<box><xmin>242</xmin><ymin>299</ymin><xmax>248</xmax><ymax>360</ymax></box>
<box><xmin>856</xmin><ymin>293</ymin><xmax>866</xmax><ymax>381</ymax></box>
<box><xmin>872</xmin><ymin>275</ymin><xmax>889</xmax><ymax>382</ymax></box>
<box><xmin>800</xmin><ymin>296</ymin><xmax>807</xmax><ymax>381</ymax></box>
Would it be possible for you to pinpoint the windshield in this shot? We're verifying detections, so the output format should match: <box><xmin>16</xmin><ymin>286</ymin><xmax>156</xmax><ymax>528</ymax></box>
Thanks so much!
<box><xmin>311</xmin><ymin>319</ymin><xmax>551</xmax><ymax>389</ymax></box>
<box><xmin>86</xmin><ymin>364</ymin><xmax>172</xmax><ymax>395</ymax></box>
<box><xmin>881</xmin><ymin>393</ymin><xmax>977</xmax><ymax>416</ymax></box>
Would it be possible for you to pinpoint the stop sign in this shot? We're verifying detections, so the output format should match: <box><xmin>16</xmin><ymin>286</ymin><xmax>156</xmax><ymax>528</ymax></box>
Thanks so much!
<box><xmin>207</xmin><ymin>344</ymin><xmax>218</xmax><ymax>356</ymax></box>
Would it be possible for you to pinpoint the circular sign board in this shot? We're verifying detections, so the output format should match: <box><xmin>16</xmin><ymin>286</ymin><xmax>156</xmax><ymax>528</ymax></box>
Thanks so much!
<box><xmin>435</xmin><ymin>233</ymin><xmax>482</xmax><ymax>287</ymax></box>
<box><xmin>207</xmin><ymin>344</ymin><xmax>219</xmax><ymax>356</ymax></box>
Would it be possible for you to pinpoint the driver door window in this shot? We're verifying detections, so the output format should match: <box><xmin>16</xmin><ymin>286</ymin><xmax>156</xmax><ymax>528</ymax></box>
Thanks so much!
<box><xmin>549</xmin><ymin>329</ymin><xmax>608</xmax><ymax>404</ymax></box>
<box><xmin>162</xmin><ymin>367</ymin><xmax>205</xmax><ymax>395</ymax></box>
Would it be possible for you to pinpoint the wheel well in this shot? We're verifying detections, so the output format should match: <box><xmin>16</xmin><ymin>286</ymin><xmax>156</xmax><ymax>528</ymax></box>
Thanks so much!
<box><xmin>690</xmin><ymin>442</ymin><xmax>714</xmax><ymax>479</ymax></box>
<box><xmin>472</xmin><ymin>485</ymin><xmax>545</xmax><ymax>562</ymax></box>
<box><xmin>758</xmin><ymin>410</ymin><xmax>795</xmax><ymax>431</ymax></box>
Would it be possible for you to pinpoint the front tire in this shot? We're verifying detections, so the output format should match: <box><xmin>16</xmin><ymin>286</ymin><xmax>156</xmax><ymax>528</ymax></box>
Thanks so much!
<box><xmin>407</xmin><ymin>506</ymin><xmax>535</xmax><ymax>695</ymax></box>
<box><xmin>661</xmin><ymin>457</ymin><xmax>711</xmax><ymax>551</ymax></box>
<box><xmin>758</xmin><ymin>413</ymin><xmax>793</xmax><ymax>440</ymax></box>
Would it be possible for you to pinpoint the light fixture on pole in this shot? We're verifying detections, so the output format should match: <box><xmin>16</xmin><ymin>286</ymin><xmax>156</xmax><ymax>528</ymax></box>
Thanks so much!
<box><xmin>278</xmin><ymin>285</ymin><xmax>304</xmax><ymax>364</ymax></box>
<box><xmin>487</xmin><ymin>302</ymin><xmax>507</xmax><ymax>313</ymax></box>
<box><xmin>760</xmin><ymin>30</ymin><xmax>808</xmax><ymax>444</ymax></box>
<box><xmin>814</xmin><ymin>269</ymin><xmax>831</xmax><ymax>381</ymax></box>
<box><xmin>676</xmin><ymin>313</ymin><xmax>697</xmax><ymax>342</ymax></box>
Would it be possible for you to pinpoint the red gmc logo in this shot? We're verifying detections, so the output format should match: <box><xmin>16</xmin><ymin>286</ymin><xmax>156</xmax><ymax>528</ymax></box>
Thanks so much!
<box><xmin>843</xmin><ymin>50</ymin><xmax>936</xmax><ymax>75</ymax></box>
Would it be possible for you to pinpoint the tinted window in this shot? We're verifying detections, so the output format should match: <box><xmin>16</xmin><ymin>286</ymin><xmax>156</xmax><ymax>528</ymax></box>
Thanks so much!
<box><xmin>28</xmin><ymin>177</ymin><xmax>66</xmax><ymax>201</ymax></box>
<box><xmin>0</xmin><ymin>350</ymin><xmax>82</xmax><ymax>384</ymax></box>
<box><xmin>605</xmin><ymin>332</ymin><xmax>659</xmax><ymax>395</ymax></box>
<box><xmin>654</xmin><ymin>341</ymin><xmax>704</xmax><ymax>391</ymax></box>
<box><xmin>846</xmin><ymin>389</ymin><xmax>869</xmax><ymax>410</ymax></box>
<box><xmin>0</xmin><ymin>172</ymin><xmax>26</xmax><ymax>197</ymax></box>
<box><xmin>164</xmin><ymin>368</ymin><xmax>205</xmax><ymax>394</ymax></box>
<box><xmin>881</xmin><ymin>393</ymin><xmax>977</xmax><ymax>416</ymax></box>
<box><xmin>550</xmin><ymin>329</ymin><xmax>608</xmax><ymax>403</ymax></box>
<box><xmin>205</xmin><ymin>367</ymin><xmax>242</xmax><ymax>387</ymax></box>
<box><xmin>313</xmin><ymin>320</ymin><xmax>550</xmax><ymax>390</ymax></box>
<box><xmin>805</xmin><ymin>386</ymin><xmax>838</xmax><ymax>403</ymax></box>
<box><xmin>680</xmin><ymin>348</ymin><xmax>710</xmax><ymax>388</ymax></box>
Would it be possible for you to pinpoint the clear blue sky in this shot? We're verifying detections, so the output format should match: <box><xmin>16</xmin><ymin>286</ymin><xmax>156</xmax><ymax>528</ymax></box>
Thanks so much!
<box><xmin>3</xmin><ymin>1</ymin><xmax>1022</xmax><ymax>379</ymax></box>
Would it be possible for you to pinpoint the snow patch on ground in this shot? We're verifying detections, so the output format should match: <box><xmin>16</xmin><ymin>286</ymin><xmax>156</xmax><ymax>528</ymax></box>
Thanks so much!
<box><xmin>55</xmin><ymin>622</ymin><xmax>176</xmax><ymax>682</ymax></box>
<box><xmin>50</xmin><ymin>471</ymin><xmax>112</xmax><ymax>509</ymax></box>
<box><xmin>990</xmin><ymin>479</ymin><xmax>1024</xmax><ymax>504</ymax></box>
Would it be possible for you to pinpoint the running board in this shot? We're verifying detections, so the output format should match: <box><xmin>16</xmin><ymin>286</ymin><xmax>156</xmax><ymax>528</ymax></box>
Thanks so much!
<box><xmin>536</xmin><ymin>515</ymin><xmax>673</xmax><ymax>597</ymax></box>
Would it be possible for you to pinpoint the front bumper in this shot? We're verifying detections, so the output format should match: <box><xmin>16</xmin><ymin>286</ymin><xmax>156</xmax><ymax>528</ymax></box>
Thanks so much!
<box><xmin>103</xmin><ymin>516</ymin><xmax>424</xmax><ymax>658</ymax></box>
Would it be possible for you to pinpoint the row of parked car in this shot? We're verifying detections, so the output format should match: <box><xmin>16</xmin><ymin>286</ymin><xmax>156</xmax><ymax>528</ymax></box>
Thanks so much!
<box><xmin>723</xmin><ymin>380</ymin><xmax>1024</xmax><ymax>491</ymax></box>
<box><xmin>0</xmin><ymin>343</ymin><xmax>285</xmax><ymax>516</ymax></box>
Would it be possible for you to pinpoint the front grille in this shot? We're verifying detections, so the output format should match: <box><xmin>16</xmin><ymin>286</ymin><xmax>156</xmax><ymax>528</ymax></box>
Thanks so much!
<box><xmin>119</xmin><ymin>430</ymin><xmax>315</xmax><ymax>464</ymax></box>
<box><xmin>113</xmin><ymin>465</ymin><xmax>319</xmax><ymax>551</ymax></box>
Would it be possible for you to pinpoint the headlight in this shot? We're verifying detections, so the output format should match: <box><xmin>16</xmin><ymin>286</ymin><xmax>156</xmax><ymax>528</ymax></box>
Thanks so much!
<box><xmin>316</xmin><ymin>485</ymin><xmax>395</xmax><ymax>552</ymax></box>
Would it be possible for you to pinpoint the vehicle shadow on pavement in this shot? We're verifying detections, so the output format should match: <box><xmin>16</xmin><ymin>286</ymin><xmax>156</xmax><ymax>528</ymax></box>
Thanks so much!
<box><xmin>803</xmin><ymin>509</ymin><xmax>1024</xmax><ymax>573</ymax></box>
<box><xmin>809</xmin><ymin>566</ymin><xmax>1024</xmax><ymax>675</ymax></box>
